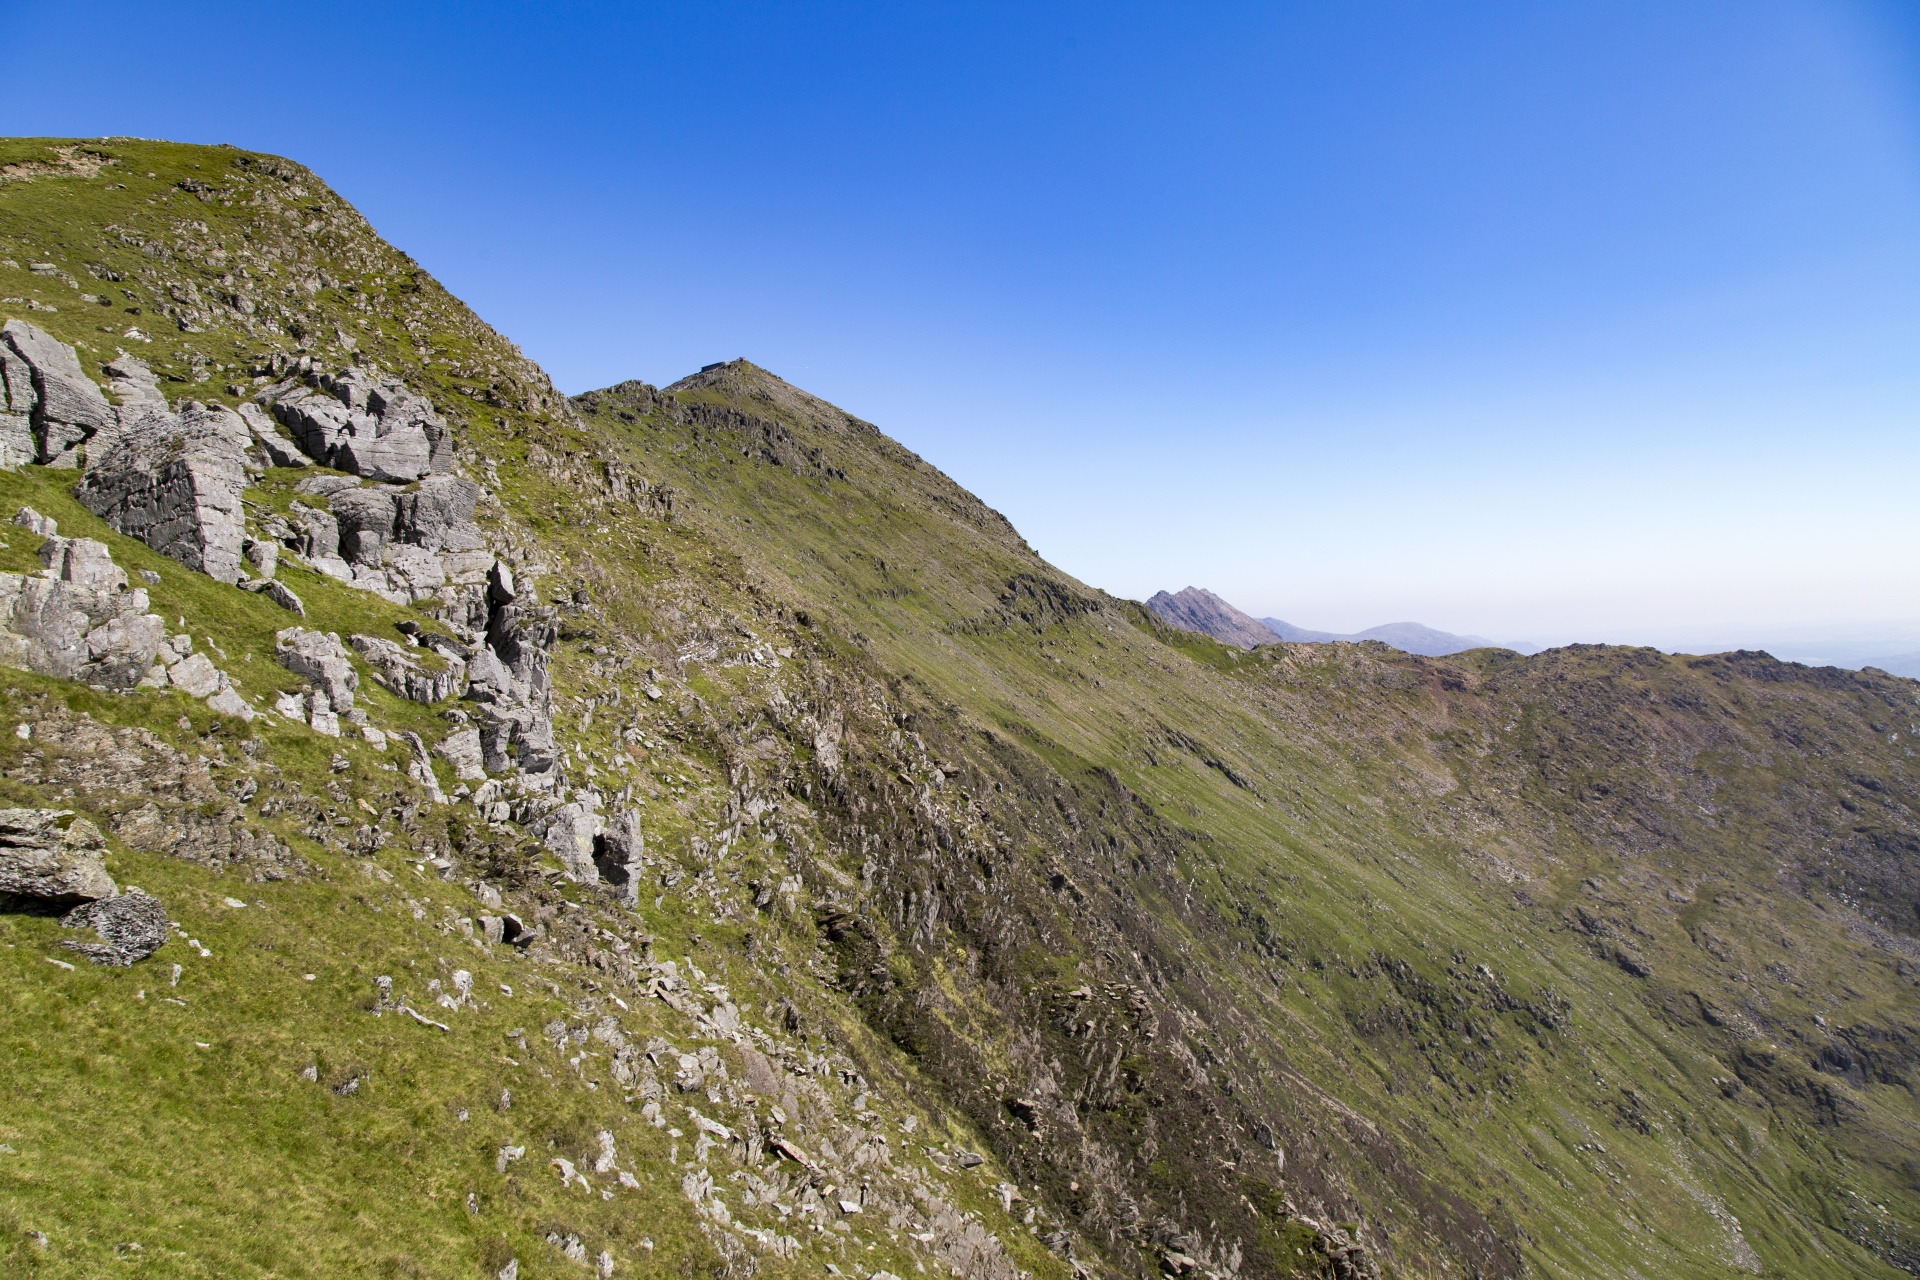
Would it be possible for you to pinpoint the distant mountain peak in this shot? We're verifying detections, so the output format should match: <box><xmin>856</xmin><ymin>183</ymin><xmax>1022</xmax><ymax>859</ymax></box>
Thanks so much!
<box><xmin>1146</xmin><ymin>587</ymin><xmax>1282</xmax><ymax>648</ymax></box>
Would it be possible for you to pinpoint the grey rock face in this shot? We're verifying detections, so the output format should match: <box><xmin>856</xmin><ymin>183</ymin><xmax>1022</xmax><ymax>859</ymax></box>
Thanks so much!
<box><xmin>434</xmin><ymin>727</ymin><xmax>486</xmax><ymax>781</ymax></box>
<box><xmin>271</xmin><ymin>473</ymin><xmax>489</xmax><ymax>607</ymax></box>
<box><xmin>330</xmin><ymin>488</ymin><xmax>396</xmax><ymax>567</ymax></box>
<box><xmin>1</xmin><ymin>319</ymin><xmax>113</xmax><ymax>466</ymax></box>
<box><xmin>234</xmin><ymin>401</ymin><xmax>309</xmax><ymax>468</ymax></box>
<box><xmin>0</xmin><ymin>810</ymin><xmax>115</xmax><ymax>906</ymax></box>
<box><xmin>543</xmin><ymin>799</ymin><xmax>603</xmax><ymax>883</ymax></box>
<box><xmin>394</xmin><ymin>476</ymin><xmax>481</xmax><ymax>550</ymax></box>
<box><xmin>401</xmin><ymin>731</ymin><xmax>448</xmax><ymax>803</ymax></box>
<box><xmin>0</xmin><ymin>523</ymin><xmax>166</xmax><ymax>689</ymax></box>
<box><xmin>75</xmin><ymin>401</ymin><xmax>249</xmax><ymax>584</ymax></box>
<box><xmin>103</xmin><ymin>352</ymin><xmax>165</xmax><ymax>409</ymax></box>
<box><xmin>286</xmin><ymin>501</ymin><xmax>342</xmax><ymax>562</ymax></box>
<box><xmin>465</xmin><ymin>645</ymin><xmax>514</xmax><ymax>702</ymax></box>
<box><xmin>464</xmin><ymin>582</ymin><xmax>559</xmax><ymax>786</ymax></box>
<box><xmin>258</xmin><ymin>365</ymin><xmax>449</xmax><ymax>482</ymax></box>
<box><xmin>275</xmin><ymin>628</ymin><xmax>358</xmax><ymax>712</ymax></box>
<box><xmin>348</xmin><ymin>633</ymin><xmax>463</xmax><ymax>703</ymax></box>
<box><xmin>0</xmin><ymin>344</ymin><xmax>38</xmax><ymax>467</ymax></box>
<box><xmin>594</xmin><ymin>809</ymin><xmax>644</xmax><ymax>903</ymax></box>
<box><xmin>61</xmin><ymin>891</ymin><xmax>168</xmax><ymax>966</ymax></box>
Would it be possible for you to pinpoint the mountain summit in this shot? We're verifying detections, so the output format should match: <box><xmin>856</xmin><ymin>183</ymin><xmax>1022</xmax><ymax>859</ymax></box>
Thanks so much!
<box><xmin>1145</xmin><ymin>585</ymin><xmax>1280</xmax><ymax>647</ymax></box>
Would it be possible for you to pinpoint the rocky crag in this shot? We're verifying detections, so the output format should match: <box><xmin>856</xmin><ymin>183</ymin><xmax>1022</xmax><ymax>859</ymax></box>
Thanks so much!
<box><xmin>0</xmin><ymin>136</ymin><xmax>1914</xmax><ymax>1280</ymax></box>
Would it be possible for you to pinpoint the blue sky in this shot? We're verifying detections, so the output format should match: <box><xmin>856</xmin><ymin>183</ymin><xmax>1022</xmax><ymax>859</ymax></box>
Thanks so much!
<box><xmin>9</xmin><ymin>1</ymin><xmax>1920</xmax><ymax>650</ymax></box>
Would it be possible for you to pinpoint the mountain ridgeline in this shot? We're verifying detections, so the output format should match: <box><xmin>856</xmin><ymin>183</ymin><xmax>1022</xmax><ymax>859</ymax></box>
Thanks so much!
<box><xmin>0</xmin><ymin>137</ymin><xmax>1916</xmax><ymax>1280</ymax></box>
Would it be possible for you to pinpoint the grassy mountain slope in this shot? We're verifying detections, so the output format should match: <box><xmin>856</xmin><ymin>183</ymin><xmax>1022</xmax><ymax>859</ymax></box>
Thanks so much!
<box><xmin>0</xmin><ymin>137</ymin><xmax>1914</xmax><ymax>1280</ymax></box>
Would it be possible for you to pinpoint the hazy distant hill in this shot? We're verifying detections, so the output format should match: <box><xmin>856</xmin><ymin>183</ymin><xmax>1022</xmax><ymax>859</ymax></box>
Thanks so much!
<box><xmin>1264</xmin><ymin>616</ymin><xmax>1496</xmax><ymax>656</ymax></box>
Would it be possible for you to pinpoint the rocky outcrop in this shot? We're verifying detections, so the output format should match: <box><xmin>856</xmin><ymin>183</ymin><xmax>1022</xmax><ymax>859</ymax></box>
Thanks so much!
<box><xmin>274</xmin><ymin>628</ymin><xmax>358</xmax><ymax>736</ymax></box>
<box><xmin>0</xmin><ymin>509</ymin><xmax>166</xmax><ymax>689</ymax></box>
<box><xmin>434</xmin><ymin>727</ymin><xmax>486</xmax><ymax>781</ymax></box>
<box><xmin>257</xmin><ymin>363</ymin><xmax>451</xmax><ymax>482</ymax></box>
<box><xmin>75</xmin><ymin>400</ymin><xmax>250</xmax><ymax>584</ymax></box>
<box><xmin>594</xmin><ymin>809</ymin><xmax>645</xmax><ymax>903</ymax></box>
<box><xmin>1</xmin><ymin>319</ymin><xmax>114</xmax><ymax>466</ymax></box>
<box><xmin>0</xmin><ymin>336</ymin><xmax>36</xmax><ymax>466</ymax></box>
<box><xmin>134</xmin><ymin>631</ymin><xmax>255</xmax><ymax>720</ymax></box>
<box><xmin>465</xmin><ymin>563</ymin><xmax>558</xmax><ymax>786</ymax></box>
<box><xmin>260</xmin><ymin>473</ymin><xmax>492</xmax><ymax>610</ymax></box>
<box><xmin>0</xmin><ymin>809</ymin><xmax>116</xmax><ymax>906</ymax></box>
<box><xmin>541</xmin><ymin>796</ymin><xmax>604</xmax><ymax>882</ymax></box>
<box><xmin>61</xmin><ymin>892</ymin><xmax>168</xmax><ymax>966</ymax></box>
<box><xmin>349</xmin><ymin>632</ymin><xmax>463</xmax><ymax>703</ymax></box>
<box><xmin>234</xmin><ymin>401</ymin><xmax>309</xmax><ymax>468</ymax></box>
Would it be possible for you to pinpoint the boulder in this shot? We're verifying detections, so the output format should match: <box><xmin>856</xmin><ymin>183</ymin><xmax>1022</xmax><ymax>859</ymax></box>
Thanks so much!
<box><xmin>242</xmin><ymin>537</ymin><xmax>278</xmax><ymax>579</ymax></box>
<box><xmin>275</xmin><ymin>628</ymin><xmax>358</xmax><ymax>711</ymax></box>
<box><xmin>241</xmin><ymin>578</ymin><xmax>305</xmax><ymax>616</ymax></box>
<box><xmin>0</xmin><ymin>810</ymin><xmax>115</xmax><ymax>906</ymax></box>
<box><xmin>74</xmin><ymin>401</ymin><xmax>249</xmax><ymax>583</ymax></box>
<box><xmin>39</xmin><ymin>535</ymin><xmax>126</xmax><ymax>591</ymax></box>
<box><xmin>166</xmin><ymin>652</ymin><xmax>226</xmax><ymax>698</ymax></box>
<box><xmin>205</xmin><ymin>686</ymin><xmax>256</xmax><ymax>721</ymax></box>
<box><xmin>487</xmin><ymin>560</ymin><xmax>517</xmax><ymax>607</ymax></box>
<box><xmin>1</xmin><ymin>319</ymin><xmax>113</xmax><ymax>466</ymax></box>
<box><xmin>61</xmin><ymin>891</ymin><xmax>168</xmax><ymax>966</ymax></box>
<box><xmin>13</xmin><ymin>506</ymin><xmax>55</xmax><ymax>537</ymax></box>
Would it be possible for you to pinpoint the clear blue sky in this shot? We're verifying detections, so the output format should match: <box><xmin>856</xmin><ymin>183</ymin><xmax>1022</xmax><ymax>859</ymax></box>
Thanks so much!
<box><xmin>10</xmin><ymin>1</ymin><xmax>1920</xmax><ymax>648</ymax></box>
